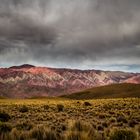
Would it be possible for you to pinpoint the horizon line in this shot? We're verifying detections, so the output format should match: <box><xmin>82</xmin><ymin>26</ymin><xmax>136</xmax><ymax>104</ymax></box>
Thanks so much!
<box><xmin>0</xmin><ymin>63</ymin><xmax>138</xmax><ymax>74</ymax></box>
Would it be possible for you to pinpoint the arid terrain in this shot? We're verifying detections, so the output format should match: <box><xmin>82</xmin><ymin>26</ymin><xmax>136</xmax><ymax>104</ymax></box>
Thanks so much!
<box><xmin>0</xmin><ymin>65</ymin><xmax>140</xmax><ymax>140</ymax></box>
<box><xmin>0</xmin><ymin>0</ymin><xmax>140</xmax><ymax>140</ymax></box>
<box><xmin>0</xmin><ymin>98</ymin><xmax>140</xmax><ymax>140</ymax></box>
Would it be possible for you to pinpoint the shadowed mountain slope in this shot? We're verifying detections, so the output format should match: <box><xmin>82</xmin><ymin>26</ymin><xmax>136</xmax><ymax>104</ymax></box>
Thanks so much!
<box><xmin>62</xmin><ymin>83</ymin><xmax>140</xmax><ymax>99</ymax></box>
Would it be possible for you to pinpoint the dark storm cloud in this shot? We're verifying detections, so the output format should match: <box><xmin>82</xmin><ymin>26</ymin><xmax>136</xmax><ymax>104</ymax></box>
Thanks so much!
<box><xmin>0</xmin><ymin>2</ymin><xmax>56</xmax><ymax>45</ymax></box>
<box><xmin>0</xmin><ymin>0</ymin><xmax>140</xmax><ymax>72</ymax></box>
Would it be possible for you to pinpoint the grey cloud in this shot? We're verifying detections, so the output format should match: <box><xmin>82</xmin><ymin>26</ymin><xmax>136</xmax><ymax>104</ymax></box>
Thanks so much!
<box><xmin>0</xmin><ymin>0</ymin><xmax>140</xmax><ymax>71</ymax></box>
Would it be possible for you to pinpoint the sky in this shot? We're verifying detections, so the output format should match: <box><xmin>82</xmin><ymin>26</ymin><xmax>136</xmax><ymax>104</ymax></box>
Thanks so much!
<box><xmin>0</xmin><ymin>0</ymin><xmax>140</xmax><ymax>72</ymax></box>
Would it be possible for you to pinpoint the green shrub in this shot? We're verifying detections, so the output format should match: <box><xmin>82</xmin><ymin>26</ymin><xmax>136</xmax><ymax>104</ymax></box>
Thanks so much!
<box><xmin>128</xmin><ymin>120</ymin><xmax>138</xmax><ymax>127</ymax></box>
<box><xmin>88</xmin><ymin>128</ymin><xmax>105</xmax><ymax>140</ymax></box>
<box><xmin>0</xmin><ymin>122</ymin><xmax>12</xmax><ymax>134</ymax></box>
<box><xmin>61</xmin><ymin>124</ymin><xmax>67</xmax><ymax>131</ymax></box>
<box><xmin>71</xmin><ymin>120</ymin><xmax>89</xmax><ymax>132</ymax></box>
<box><xmin>102</xmin><ymin>122</ymin><xmax>108</xmax><ymax>128</ymax></box>
<box><xmin>44</xmin><ymin>105</ymin><xmax>49</xmax><ymax>110</ymax></box>
<box><xmin>67</xmin><ymin>132</ymin><xmax>83</xmax><ymax>140</ymax></box>
<box><xmin>30</xmin><ymin>126</ymin><xmax>44</xmax><ymax>140</ymax></box>
<box><xmin>99</xmin><ymin>114</ymin><xmax>106</xmax><ymax>119</ymax></box>
<box><xmin>117</xmin><ymin>115</ymin><xmax>127</xmax><ymax>123</ymax></box>
<box><xmin>57</xmin><ymin>104</ymin><xmax>64</xmax><ymax>112</ymax></box>
<box><xmin>30</xmin><ymin>126</ymin><xmax>57</xmax><ymax>140</ymax></box>
<box><xmin>44</xmin><ymin>129</ymin><xmax>57</xmax><ymax>140</ymax></box>
<box><xmin>10</xmin><ymin>128</ymin><xmax>20</xmax><ymax>140</ymax></box>
<box><xmin>16</xmin><ymin>122</ymin><xmax>33</xmax><ymax>130</ymax></box>
<box><xmin>19</xmin><ymin>132</ymin><xmax>29</xmax><ymax>140</ymax></box>
<box><xmin>97</xmin><ymin>125</ymin><xmax>104</xmax><ymax>131</ymax></box>
<box><xmin>110</xmin><ymin>129</ymin><xmax>137</xmax><ymax>140</ymax></box>
<box><xmin>19</xmin><ymin>105</ymin><xmax>29</xmax><ymax>113</ymax></box>
<box><xmin>109</xmin><ymin>117</ymin><xmax>116</xmax><ymax>123</ymax></box>
<box><xmin>0</xmin><ymin>112</ymin><xmax>11</xmax><ymax>122</ymax></box>
<box><xmin>83</xmin><ymin>102</ymin><xmax>92</xmax><ymax>106</ymax></box>
<box><xmin>72</xmin><ymin>121</ymin><xmax>83</xmax><ymax>131</ymax></box>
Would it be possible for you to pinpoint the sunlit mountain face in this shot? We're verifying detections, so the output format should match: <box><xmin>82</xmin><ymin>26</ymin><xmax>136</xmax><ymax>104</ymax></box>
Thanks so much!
<box><xmin>0</xmin><ymin>0</ymin><xmax>140</xmax><ymax>72</ymax></box>
<box><xmin>0</xmin><ymin>64</ymin><xmax>139</xmax><ymax>98</ymax></box>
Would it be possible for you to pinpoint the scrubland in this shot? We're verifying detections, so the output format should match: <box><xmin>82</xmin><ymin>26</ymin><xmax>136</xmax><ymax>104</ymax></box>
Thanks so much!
<box><xmin>0</xmin><ymin>98</ymin><xmax>140</xmax><ymax>140</ymax></box>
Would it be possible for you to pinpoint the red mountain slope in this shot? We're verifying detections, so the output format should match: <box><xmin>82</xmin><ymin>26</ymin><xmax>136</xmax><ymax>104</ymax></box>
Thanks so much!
<box><xmin>0</xmin><ymin>64</ymin><xmax>139</xmax><ymax>98</ymax></box>
<box><xmin>123</xmin><ymin>75</ymin><xmax>140</xmax><ymax>84</ymax></box>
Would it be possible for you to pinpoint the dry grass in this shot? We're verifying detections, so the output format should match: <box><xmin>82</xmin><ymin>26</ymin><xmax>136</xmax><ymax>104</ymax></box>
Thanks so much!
<box><xmin>0</xmin><ymin>98</ymin><xmax>140</xmax><ymax>140</ymax></box>
<box><xmin>63</xmin><ymin>83</ymin><xmax>140</xmax><ymax>99</ymax></box>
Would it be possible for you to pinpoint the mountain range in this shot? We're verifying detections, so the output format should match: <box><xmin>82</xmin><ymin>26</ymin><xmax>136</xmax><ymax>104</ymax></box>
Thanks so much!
<box><xmin>0</xmin><ymin>64</ymin><xmax>140</xmax><ymax>98</ymax></box>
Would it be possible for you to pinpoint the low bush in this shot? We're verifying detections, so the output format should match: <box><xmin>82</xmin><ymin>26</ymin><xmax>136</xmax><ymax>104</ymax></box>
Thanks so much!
<box><xmin>128</xmin><ymin>120</ymin><xmax>138</xmax><ymax>127</ymax></box>
<box><xmin>97</xmin><ymin>125</ymin><xmax>104</xmax><ymax>131</ymax></box>
<box><xmin>44</xmin><ymin>129</ymin><xmax>57</xmax><ymax>140</ymax></box>
<box><xmin>109</xmin><ymin>117</ymin><xmax>116</xmax><ymax>123</ymax></box>
<box><xmin>102</xmin><ymin>122</ymin><xmax>108</xmax><ymax>128</ymax></box>
<box><xmin>0</xmin><ymin>122</ymin><xmax>12</xmax><ymax>134</ymax></box>
<box><xmin>30</xmin><ymin>126</ymin><xmax>44</xmax><ymax>140</ymax></box>
<box><xmin>72</xmin><ymin>121</ymin><xmax>84</xmax><ymax>132</ymax></box>
<box><xmin>44</xmin><ymin>105</ymin><xmax>49</xmax><ymax>110</ymax></box>
<box><xmin>116</xmin><ymin>115</ymin><xmax>127</xmax><ymax>123</ymax></box>
<box><xmin>66</xmin><ymin>132</ymin><xmax>83</xmax><ymax>140</ymax></box>
<box><xmin>16</xmin><ymin>122</ymin><xmax>33</xmax><ymax>130</ymax></box>
<box><xmin>99</xmin><ymin>114</ymin><xmax>106</xmax><ymax>119</ymax></box>
<box><xmin>110</xmin><ymin>129</ymin><xmax>137</xmax><ymax>140</ymax></box>
<box><xmin>0</xmin><ymin>112</ymin><xmax>11</xmax><ymax>122</ymax></box>
<box><xmin>30</xmin><ymin>126</ymin><xmax>57</xmax><ymax>140</ymax></box>
<box><xmin>57</xmin><ymin>104</ymin><xmax>64</xmax><ymax>112</ymax></box>
<box><xmin>19</xmin><ymin>105</ymin><xmax>29</xmax><ymax>113</ymax></box>
<box><xmin>71</xmin><ymin>120</ymin><xmax>89</xmax><ymax>132</ymax></box>
<box><xmin>83</xmin><ymin>102</ymin><xmax>92</xmax><ymax>106</ymax></box>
